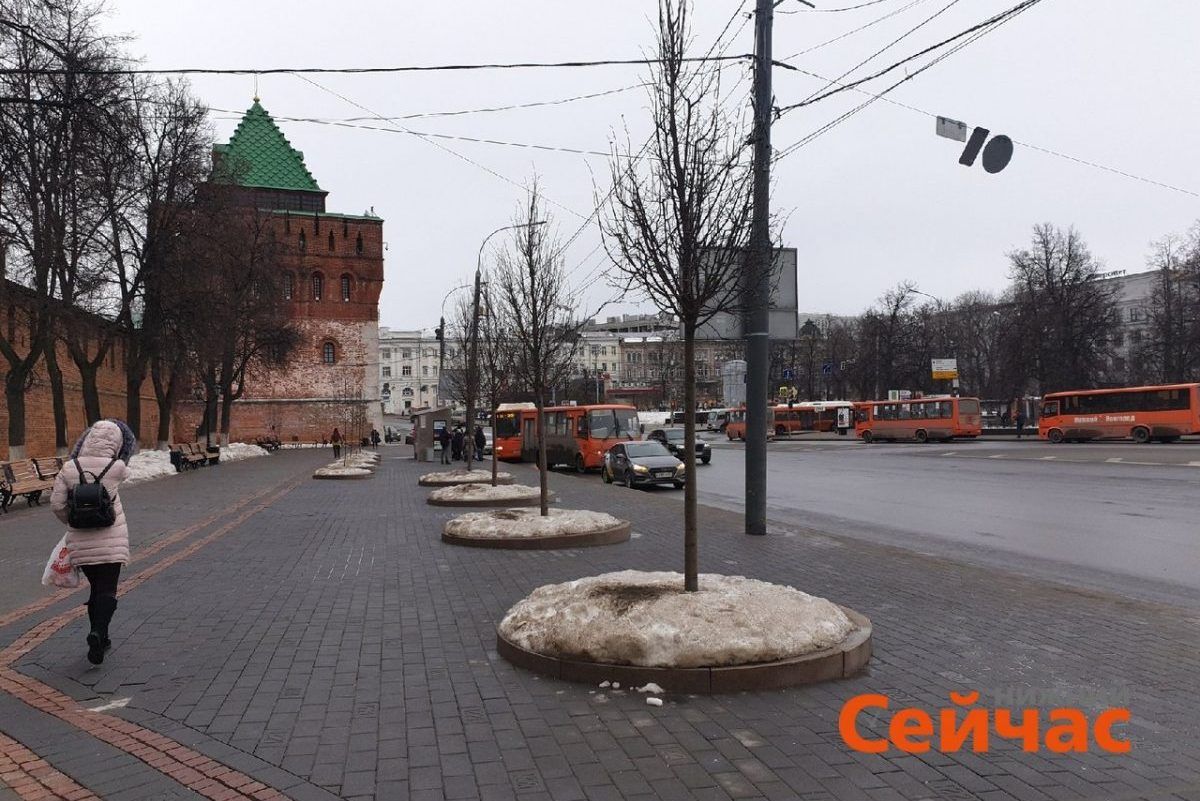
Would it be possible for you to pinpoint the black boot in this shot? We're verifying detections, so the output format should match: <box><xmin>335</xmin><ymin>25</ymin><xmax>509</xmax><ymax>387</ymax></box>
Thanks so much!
<box><xmin>86</xmin><ymin>596</ymin><xmax>117</xmax><ymax>665</ymax></box>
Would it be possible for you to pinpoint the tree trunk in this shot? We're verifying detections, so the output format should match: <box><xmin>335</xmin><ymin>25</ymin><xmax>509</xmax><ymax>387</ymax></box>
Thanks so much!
<box><xmin>4</xmin><ymin>368</ymin><xmax>29</xmax><ymax>460</ymax></box>
<box><xmin>535</xmin><ymin>389</ymin><xmax>549</xmax><ymax>517</ymax></box>
<box><xmin>219</xmin><ymin>390</ymin><xmax>234</xmax><ymax>447</ymax></box>
<box><xmin>126</xmin><ymin>369</ymin><xmax>145</xmax><ymax>441</ymax></box>
<box><xmin>151</xmin><ymin>359</ymin><xmax>178</xmax><ymax>449</ymax></box>
<box><xmin>683</xmin><ymin>323</ymin><xmax>698</xmax><ymax>592</ymax></box>
<box><xmin>79</xmin><ymin>366</ymin><xmax>103</xmax><ymax>425</ymax></box>
<box><xmin>490</xmin><ymin>391</ymin><xmax>499</xmax><ymax>487</ymax></box>
<box><xmin>43</xmin><ymin>343</ymin><xmax>70</xmax><ymax>455</ymax></box>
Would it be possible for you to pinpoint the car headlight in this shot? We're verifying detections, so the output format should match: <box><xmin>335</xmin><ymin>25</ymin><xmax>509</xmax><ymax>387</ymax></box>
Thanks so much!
<box><xmin>633</xmin><ymin>464</ymin><xmax>650</xmax><ymax>474</ymax></box>
<box><xmin>675</xmin><ymin>463</ymin><xmax>686</xmax><ymax>473</ymax></box>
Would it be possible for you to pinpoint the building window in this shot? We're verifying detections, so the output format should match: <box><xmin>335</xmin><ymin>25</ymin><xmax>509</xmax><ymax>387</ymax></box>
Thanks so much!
<box><xmin>382</xmin><ymin>366</ymin><xmax>391</xmax><ymax>378</ymax></box>
<box><xmin>356</xmin><ymin>232</ymin><xmax>364</xmax><ymax>255</ymax></box>
<box><xmin>402</xmin><ymin>387</ymin><xmax>414</xmax><ymax>397</ymax></box>
<box><xmin>322</xmin><ymin>341</ymin><xmax>336</xmax><ymax>364</ymax></box>
<box><xmin>381</xmin><ymin>348</ymin><xmax>390</xmax><ymax>360</ymax></box>
<box><xmin>402</xmin><ymin>349</ymin><xmax>411</xmax><ymax>359</ymax></box>
<box><xmin>299</xmin><ymin>230</ymin><xmax>306</xmax><ymax>252</ymax></box>
<box><xmin>402</xmin><ymin>365</ymin><xmax>412</xmax><ymax>377</ymax></box>
<box><xmin>341</xmin><ymin>274</ymin><xmax>352</xmax><ymax>302</ymax></box>
<box><xmin>312</xmin><ymin>272</ymin><xmax>324</xmax><ymax>301</ymax></box>
<box><xmin>328</xmin><ymin>231</ymin><xmax>335</xmax><ymax>251</ymax></box>
<box><xmin>422</xmin><ymin>366</ymin><xmax>428</xmax><ymax>376</ymax></box>
<box><xmin>283</xmin><ymin>272</ymin><xmax>294</xmax><ymax>300</ymax></box>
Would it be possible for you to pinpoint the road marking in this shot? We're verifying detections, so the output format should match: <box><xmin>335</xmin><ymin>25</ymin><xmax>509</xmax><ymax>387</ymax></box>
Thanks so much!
<box><xmin>1106</xmin><ymin>458</ymin><xmax>1123</xmax><ymax>463</ymax></box>
<box><xmin>86</xmin><ymin>697</ymin><xmax>131</xmax><ymax>712</ymax></box>
<box><xmin>940</xmin><ymin>451</ymin><xmax>957</xmax><ymax>456</ymax></box>
<box><xmin>1189</xmin><ymin>462</ymin><xmax>1200</xmax><ymax>467</ymax></box>
<box><xmin>988</xmin><ymin>454</ymin><xmax>1005</xmax><ymax>459</ymax></box>
<box><xmin>1040</xmin><ymin>456</ymin><xmax>1057</xmax><ymax>460</ymax></box>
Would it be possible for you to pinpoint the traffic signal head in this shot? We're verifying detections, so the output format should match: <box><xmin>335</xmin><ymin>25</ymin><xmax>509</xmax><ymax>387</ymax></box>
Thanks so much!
<box><xmin>434</xmin><ymin>326</ymin><xmax>443</xmax><ymax>341</ymax></box>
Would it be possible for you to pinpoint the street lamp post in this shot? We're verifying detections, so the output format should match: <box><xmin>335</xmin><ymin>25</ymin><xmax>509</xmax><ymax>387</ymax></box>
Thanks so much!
<box><xmin>912</xmin><ymin>288</ymin><xmax>959</xmax><ymax>396</ymax></box>
<box><xmin>799</xmin><ymin>319</ymin><xmax>820</xmax><ymax>401</ymax></box>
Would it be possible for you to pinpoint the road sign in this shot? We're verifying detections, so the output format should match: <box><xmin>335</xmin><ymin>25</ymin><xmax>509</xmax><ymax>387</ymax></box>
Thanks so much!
<box><xmin>782</xmin><ymin>368</ymin><xmax>794</xmax><ymax>380</ymax></box>
<box><xmin>936</xmin><ymin>116</ymin><xmax>968</xmax><ymax>142</ymax></box>
<box><xmin>931</xmin><ymin>358</ymin><xmax>958</xmax><ymax>380</ymax></box>
<box><xmin>821</xmin><ymin>362</ymin><xmax>834</xmax><ymax>375</ymax></box>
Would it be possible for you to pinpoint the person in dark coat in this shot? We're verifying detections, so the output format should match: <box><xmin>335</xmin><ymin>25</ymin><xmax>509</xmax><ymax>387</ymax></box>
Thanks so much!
<box><xmin>451</xmin><ymin>427</ymin><xmax>465</xmax><ymax>461</ymax></box>
<box><xmin>370</xmin><ymin>428</ymin><xmax>381</xmax><ymax>448</ymax></box>
<box><xmin>331</xmin><ymin>427</ymin><xmax>343</xmax><ymax>459</ymax></box>
<box><xmin>1015</xmin><ymin>404</ymin><xmax>1027</xmax><ymax>439</ymax></box>
<box><xmin>474</xmin><ymin>426</ymin><xmax>486</xmax><ymax>459</ymax></box>
<box><xmin>438</xmin><ymin>426</ymin><xmax>452</xmax><ymax>464</ymax></box>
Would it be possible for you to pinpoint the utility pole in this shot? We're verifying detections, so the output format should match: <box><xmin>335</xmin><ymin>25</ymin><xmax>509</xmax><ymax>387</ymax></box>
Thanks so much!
<box><xmin>745</xmin><ymin>0</ymin><xmax>774</xmax><ymax>537</ymax></box>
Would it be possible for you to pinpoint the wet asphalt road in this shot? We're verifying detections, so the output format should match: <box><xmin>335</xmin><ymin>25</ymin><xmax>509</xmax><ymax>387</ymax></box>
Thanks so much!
<box><xmin>679</xmin><ymin>436</ymin><xmax>1200</xmax><ymax>604</ymax></box>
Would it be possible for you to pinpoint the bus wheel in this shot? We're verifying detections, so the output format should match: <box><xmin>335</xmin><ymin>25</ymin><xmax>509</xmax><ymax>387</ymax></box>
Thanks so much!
<box><xmin>914</xmin><ymin>429</ymin><xmax>928</xmax><ymax>443</ymax></box>
<box><xmin>1048</xmin><ymin>429</ymin><xmax>1064</xmax><ymax>444</ymax></box>
<box><xmin>574</xmin><ymin>454</ymin><xmax>586</xmax><ymax>474</ymax></box>
<box><xmin>861</xmin><ymin>431</ymin><xmax>873</xmax><ymax>444</ymax></box>
<box><xmin>1132</xmin><ymin>426</ymin><xmax>1151</xmax><ymax>444</ymax></box>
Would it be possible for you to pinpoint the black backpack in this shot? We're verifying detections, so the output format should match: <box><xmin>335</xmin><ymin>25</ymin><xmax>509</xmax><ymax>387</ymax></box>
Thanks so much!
<box><xmin>66</xmin><ymin>457</ymin><xmax>119</xmax><ymax>530</ymax></box>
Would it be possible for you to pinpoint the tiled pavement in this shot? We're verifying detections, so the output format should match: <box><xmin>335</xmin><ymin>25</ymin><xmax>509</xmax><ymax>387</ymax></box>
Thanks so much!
<box><xmin>1</xmin><ymin>447</ymin><xmax>1198</xmax><ymax>801</ymax></box>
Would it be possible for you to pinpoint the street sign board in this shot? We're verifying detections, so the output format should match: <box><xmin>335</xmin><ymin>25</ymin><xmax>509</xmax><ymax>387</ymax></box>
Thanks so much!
<box><xmin>931</xmin><ymin>358</ymin><xmax>958</xmax><ymax>380</ymax></box>
<box><xmin>936</xmin><ymin>116</ymin><xmax>968</xmax><ymax>142</ymax></box>
<box><xmin>821</xmin><ymin>362</ymin><xmax>834</xmax><ymax>375</ymax></box>
<box><xmin>782</xmin><ymin>368</ymin><xmax>794</xmax><ymax>380</ymax></box>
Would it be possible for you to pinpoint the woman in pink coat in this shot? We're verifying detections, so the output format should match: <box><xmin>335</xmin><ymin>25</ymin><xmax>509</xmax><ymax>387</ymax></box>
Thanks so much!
<box><xmin>50</xmin><ymin>419</ymin><xmax>135</xmax><ymax>665</ymax></box>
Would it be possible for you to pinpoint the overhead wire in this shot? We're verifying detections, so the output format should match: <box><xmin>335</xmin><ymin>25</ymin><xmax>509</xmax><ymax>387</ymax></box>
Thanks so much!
<box><xmin>780</xmin><ymin>0</ymin><xmax>898</xmax><ymax>12</ymax></box>
<box><xmin>779</xmin><ymin>0</ymin><xmax>935</xmax><ymax>60</ymax></box>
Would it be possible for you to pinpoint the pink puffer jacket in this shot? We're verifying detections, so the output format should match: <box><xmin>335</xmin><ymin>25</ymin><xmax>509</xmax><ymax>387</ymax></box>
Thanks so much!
<box><xmin>50</xmin><ymin>421</ymin><xmax>131</xmax><ymax>566</ymax></box>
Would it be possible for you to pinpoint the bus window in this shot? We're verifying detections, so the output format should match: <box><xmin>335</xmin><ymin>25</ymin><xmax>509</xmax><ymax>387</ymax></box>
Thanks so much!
<box><xmin>576</xmin><ymin>414</ymin><xmax>588</xmax><ymax>438</ymax></box>
<box><xmin>939</xmin><ymin>401</ymin><xmax>952</xmax><ymax>418</ymax></box>
<box><xmin>1042</xmin><ymin>400</ymin><xmax>1059</xmax><ymax>417</ymax></box>
<box><xmin>898</xmin><ymin>404</ymin><xmax>911</xmax><ymax>420</ymax></box>
<box><xmin>495</xmin><ymin>414</ymin><xmax>520</xmax><ymax>438</ymax></box>
<box><xmin>615</xmin><ymin>408</ymin><xmax>639</xmax><ymax>437</ymax></box>
<box><xmin>957</xmin><ymin>398</ymin><xmax>980</xmax><ymax>415</ymax></box>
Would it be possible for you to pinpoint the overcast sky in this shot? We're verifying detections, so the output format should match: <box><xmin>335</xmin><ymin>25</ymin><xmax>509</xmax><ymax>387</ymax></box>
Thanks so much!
<box><xmin>104</xmin><ymin>0</ymin><xmax>1200</xmax><ymax>331</ymax></box>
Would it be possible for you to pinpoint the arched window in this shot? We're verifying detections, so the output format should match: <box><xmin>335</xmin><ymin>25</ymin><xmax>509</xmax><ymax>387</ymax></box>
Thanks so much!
<box><xmin>402</xmin><ymin>387</ymin><xmax>414</xmax><ymax>397</ymax></box>
<box><xmin>328</xmin><ymin>231</ymin><xmax>335</xmax><ymax>252</ymax></box>
<box><xmin>298</xmin><ymin>229</ymin><xmax>306</xmax><ymax>252</ymax></box>
<box><xmin>283</xmin><ymin>272</ymin><xmax>294</xmax><ymax>300</ymax></box>
<box><xmin>312</xmin><ymin>272</ymin><xmax>324</xmax><ymax>301</ymax></box>
<box><xmin>355</xmin><ymin>232</ymin><xmax>364</xmax><ymax>255</ymax></box>
<box><xmin>341</xmin><ymin>274</ymin><xmax>352</xmax><ymax>302</ymax></box>
<box><xmin>322</xmin><ymin>341</ymin><xmax>336</xmax><ymax>365</ymax></box>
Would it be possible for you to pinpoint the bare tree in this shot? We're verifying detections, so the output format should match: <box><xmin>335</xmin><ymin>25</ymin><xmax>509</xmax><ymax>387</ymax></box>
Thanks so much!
<box><xmin>1136</xmin><ymin>227</ymin><xmax>1200</xmax><ymax>384</ymax></box>
<box><xmin>1008</xmin><ymin>224</ymin><xmax>1118</xmax><ymax>393</ymax></box>
<box><xmin>478</xmin><ymin>281</ymin><xmax>517</xmax><ymax>486</ymax></box>
<box><xmin>447</xmin><ymin>293</ymin><xmax>481</xmax><ymax>469</ymax></box>
<box><xmin>600</xmin><ymin>0</ymin><xmax>754</xmax><ymax>591</ymax></box>
<box><xmin>494</xmin><ymin>183</ymin><xmax>583</xmax><ymax>515</ymax></box>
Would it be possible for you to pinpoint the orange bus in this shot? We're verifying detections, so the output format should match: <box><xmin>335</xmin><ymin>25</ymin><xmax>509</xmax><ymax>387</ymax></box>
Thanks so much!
<box><xmin>493</xmin><ymin>402</ymin><xmax>536</xmax><ymax>462</ymax></box>
<box><xmin>725</xmin><ymin>401</ymin><xmax>855</xmax><ymax>440</ymax></box>
<box><xmin>1038</xmin><ymin>383</ymin><xmax>1200</xmax><ymax>443</ymax></box>
<box><xmin>493</xmin><ymin>403</ymin><xmax>641</xmax><ymax>471</ymax></box>
<box><xmin>854</xmin><ymin>396</ymin><xmax>982</xmax><ymax>443</ymax></box>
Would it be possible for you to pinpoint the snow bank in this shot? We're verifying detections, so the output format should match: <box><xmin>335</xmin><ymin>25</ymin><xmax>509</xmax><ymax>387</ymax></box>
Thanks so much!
<box><xmin>222</xmin><ymin>442</ymin><xmax>270</xmax><ymax>462</ymax></box>
<box><xmin>499</xmin><ymin>570</ymin><xmax>855</xmax><ymax>668</ymax></box>
<box><xmin>420</xmin><ymin>469</ymin><xmax>512</xmax><ymax>485</ymax></box>
<box><xmin>429</xmin><ymin>483</ymin><xmax>541</xmax><ymax>503</ymax></box>
<box><xmin>125</xmin><ymin>450</ymin><xmax>177</xmax><ymax>484</ymax></box>
<box><xmin>313</xmin><ymin>465</ymin><xmax>372</xmax><ymax>478</ymax></box>
<box><xmin>446</xmin><ymin>508</ymin><xmax>621</xmax><ymax>539</ymax></box>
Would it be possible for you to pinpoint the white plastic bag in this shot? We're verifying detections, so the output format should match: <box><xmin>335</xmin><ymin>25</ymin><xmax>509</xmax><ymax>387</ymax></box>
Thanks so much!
<box><xmin>41</xmin><ymin>535</ymin><xmax>80</xmax><ymax>589</ymax></box>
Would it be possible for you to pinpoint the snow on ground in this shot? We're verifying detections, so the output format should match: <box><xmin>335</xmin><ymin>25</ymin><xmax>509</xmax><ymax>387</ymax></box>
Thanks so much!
<box><xmin>499</xmin><ymin>570</ymin><xmax>856</xmax><ymax>668</ymax></box>
<box><xmin>125</xmin><ymin>450</ymin><xmax>177</xmax><ymax>484</ymax></box>
<box><xmin>420</xmin><ymin>469</ymin><xmax>512</xmax><ymax>484</ymax></box>
<box><xmin>445</xmin><ymin>508</ymin><xmax>620</xmax><ymax>539</ymax></box>
<box><xmin>428</xmin><ymin>483</ymin><xmax>541</xmax><ymax>503</ymax></box>
<box><xmin>313</xmin><ymin>465</ymin><xmax>372</xmax><ymax>478</ymax></box>
<box><xmin>222</xmin><ymin>442</ymin><xmax>270</xmax><ymax>462</ymax></box>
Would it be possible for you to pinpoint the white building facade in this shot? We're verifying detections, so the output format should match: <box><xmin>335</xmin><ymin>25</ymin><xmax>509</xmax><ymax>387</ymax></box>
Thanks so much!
<box><xmin>378</xmin><ymin>327</ymin><xmax>458</xmax><ymax>414</ymax></box>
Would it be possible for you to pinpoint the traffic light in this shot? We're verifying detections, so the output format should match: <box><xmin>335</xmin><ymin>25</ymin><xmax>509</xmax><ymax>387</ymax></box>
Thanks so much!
<box><xmin>434</xmin><ymin>325</ymin><xmax>443</xmax><ymax>342</ymax></box>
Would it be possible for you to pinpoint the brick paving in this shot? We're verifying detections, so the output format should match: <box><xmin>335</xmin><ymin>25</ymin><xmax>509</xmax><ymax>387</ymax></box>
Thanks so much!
<box><xmin>1</xmin><ymin>447</ymin><xmax>1198</xmax><ymax>800</ymax></box>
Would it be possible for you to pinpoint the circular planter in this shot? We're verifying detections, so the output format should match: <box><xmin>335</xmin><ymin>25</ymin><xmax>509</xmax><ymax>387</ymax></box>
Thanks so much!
<box><xmin>313</xmin><ymin>467</ymin><xmax>373</xmax><ymax>480</ymax></box>
<box><xmin>498</xmin><ymin>607</ymin><xmax>871</xmax><ymax>693</ymax></box>
<box><xmin>419</xmin><ymin>470</ymin><xmax>514</xmax><ymax>487</ymax></box>
<box><xmin>442</xmin><ymin>512</ymin><xmax>631</xmax><ymax>549</ymax></box>
<box><xmin>428</xmin><ymin>485</ymin><xmax>555</xmax><ymax>508</ymax></box>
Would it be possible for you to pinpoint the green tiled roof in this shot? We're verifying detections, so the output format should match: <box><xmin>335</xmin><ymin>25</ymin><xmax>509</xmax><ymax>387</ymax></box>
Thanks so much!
<box><xmin>213</xmin><ymin>100</ymin><xmax>322</xmax><ymax>192</ymax></box>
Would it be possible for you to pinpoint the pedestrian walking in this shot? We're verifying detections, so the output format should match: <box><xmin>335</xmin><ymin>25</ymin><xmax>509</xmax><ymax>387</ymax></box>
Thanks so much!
<box><xmin>370</xmin><ymin>428</ymin><xmax>381</xmax><ymax>448</ymax></box>
<box><xmin>1015</xmin><ymin>404</ymin><xmax>1027</xmax><ymax>440</ymax></box>
<box><xmin>50</xmin><ymin>420</ymin><xmax>136</xmax><ymax>665</ymax></box>
<box><xmin>451</xmin><ymin>426</ymin><xmax>465</xmax><ymax>461</ymax></box>
<box><xmin>438</xmin><ymin>426</ymin><xmax>452</xmax><ymax>464</ymax></box>
<box><xmin>474</xmin><ymin>425</ymin><xmax>486</xmax><ymax>460</ymax></box>
<box><xmin>331</xmin><ymin>427</ymin><xmax>343</xmax><ymax>459</ymax></box>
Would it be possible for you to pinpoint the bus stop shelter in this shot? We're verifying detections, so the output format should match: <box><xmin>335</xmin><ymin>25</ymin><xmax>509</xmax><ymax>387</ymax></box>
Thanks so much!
<box><xmin>410</xmin><ymin>407</ymin><xmax>451</xmax><ymax>462</ymax></box>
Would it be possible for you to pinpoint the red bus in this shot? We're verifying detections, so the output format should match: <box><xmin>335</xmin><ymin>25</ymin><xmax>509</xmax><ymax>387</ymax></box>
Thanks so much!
<box><xmin>724</xmin><ymin>401</ymin><xmax>855</xmax><ymax>440</ymax></box>
<box><xmin>1038</xmin><ymin>383</ymin><xmax>1200</xmax><ymax>443</ymax></box>
<box><xmin>854</xmin><ymin>396</ymin><xmax>982</xmax><ymax>443</ymax></box>
<box><xmin>493</xmin><ymin>403</ymin><xmax>641</xmax><ymax>471</ymax></box>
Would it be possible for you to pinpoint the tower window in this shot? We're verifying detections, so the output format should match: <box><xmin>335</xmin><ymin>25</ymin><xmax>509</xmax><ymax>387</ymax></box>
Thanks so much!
<box><xmin>322</xmin><ymin>341</ymin><xmax>336</xmax><ymax>365</ymax></box>
<box><xmin>356</xmin><ymin>232</ymin><xmax>363</xmax><ymax>255</ymax></box>
<box><xmin>312</xmin><ymin>272</ymin><xmax>324</xmax><ymax>301</ymax></box>
<box><xmin>298</xmin><ymin>229</ymin><xmax>306</xmax><ymax>252</ymax></box>
<box><xmin>341</xmin><ymin>274</ymin><xmax>352</xmax><ymax>302</ymax></box>
<box><xmin>328</xmin><ymin>231</ymin><xmax>335</xmax><ymax>252</ymax></box>
<box><xmin>283</xmin><ymin>272</ymin><xmax>294</xmax><ymax>300</ymax></box>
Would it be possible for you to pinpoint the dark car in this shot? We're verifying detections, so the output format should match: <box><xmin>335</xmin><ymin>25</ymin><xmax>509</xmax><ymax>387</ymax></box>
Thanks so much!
<box><xmin>603</xmin><ymin>441</ymin><xmax>685</xmax><ymax>489</ymax></box>
<box><xmin>646</xmin><ymin>428</ymin><xmax>712</xmax><ymax>464</ymax></box>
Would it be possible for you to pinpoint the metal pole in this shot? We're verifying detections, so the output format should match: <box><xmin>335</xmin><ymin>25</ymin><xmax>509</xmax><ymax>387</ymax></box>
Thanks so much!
<box><xmin>745</xmin><ymin>0</ymin><xmax>773</xmax><ymax>537</ymax></box>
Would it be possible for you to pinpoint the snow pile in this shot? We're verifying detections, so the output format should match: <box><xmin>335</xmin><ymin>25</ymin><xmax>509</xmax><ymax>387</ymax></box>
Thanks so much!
<box><xmin>445</xmin><ymin>508</ymin><xmax>621</xmax><ymax>539</ymax></box>
<box><xmin>314</xmin><ymin>465</ymin><xmax>372</xmax><ymax>478</ymax></box>
<box><xmin>125</xmin><ymin>450</ymin><xmax>178</xmax><ymax>484</ymax></box>
<box><xmin>429</xmin><ymin>483</ymin><xmax>541</xmax><ymax>502</ymax></box>
<box><xmin>420</xmin><ymin>469</ymin><xmax>512</xmax><ymax>484</ymax></box>
<box><xmin>499</xmin><ymin>571</ymin><xmax>856</xmax><ymax>668</ymax></box>
<box><xmin>222</xmin><ymin>442</ymin><xmax>270</xmax><ymax>462</ymax></box>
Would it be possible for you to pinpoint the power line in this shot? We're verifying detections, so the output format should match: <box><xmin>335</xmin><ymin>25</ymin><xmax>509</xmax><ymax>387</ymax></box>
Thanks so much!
<box><xmin>777</xmin><ymin>0</ymin><xmax>1040</xmax><ymax>115</ymax></box>
<box><xmin>779</xmin><ymin>0</ymin><xmax>935</xmax><ymax>60</ymax></box>
<box><xmin>779</xmin><ymin>0</ymin><xmax>898</xmax><ymax>12</ymax></box>
<box><xmin>0</xmin><ymin>54</ymin><xmax>750</xmax><ymax>77</ymax></box>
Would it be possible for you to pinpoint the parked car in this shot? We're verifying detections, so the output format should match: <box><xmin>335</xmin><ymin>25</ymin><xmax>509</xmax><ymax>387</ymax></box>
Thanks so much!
<box><xmin>603</xmin><ymin>441</ymin><xmax>685</xmax><ymax>489</ymax></box>
<box><xmin>646</xmin><ymin>428</ymin><xmax>712</xmax><ymax>464</ymax></box>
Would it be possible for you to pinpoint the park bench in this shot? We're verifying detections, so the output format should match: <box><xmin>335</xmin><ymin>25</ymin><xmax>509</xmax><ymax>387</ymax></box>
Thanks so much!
<box><xmin>33</xmin><ymin>457</ymin><xmax>63</xmax><ymax>481</ymax></box>
<box><xmin>1</xmin><ymin>459</ymin><xmax>56</xmax><ymax>511</ymax></box>
<box><xmin>171</xmin><ymin>443</ymin><xmax>209</xmax><ymax>471</ymax></box>
<box><xmin>253</xmin><ymin>435</ymin><xmax>281</xmax><ymax>452</ymax></box>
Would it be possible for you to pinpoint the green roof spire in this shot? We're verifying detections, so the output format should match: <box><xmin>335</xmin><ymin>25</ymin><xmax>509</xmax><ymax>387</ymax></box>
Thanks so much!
<box><xmin>213</xmin><ymin>100</ymin><xmax>322</xmax><ymax>192</ymax></box>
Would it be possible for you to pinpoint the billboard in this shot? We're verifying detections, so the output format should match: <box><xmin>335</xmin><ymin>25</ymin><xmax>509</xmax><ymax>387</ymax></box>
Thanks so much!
<box><xmin>695</xmin><ymin>247</ymin><xmax>798</xmax><ymax>341</ymax></box>
<box><xmin>931</xmin><ymin>359</ymin><xmax>958</xmax><ymax>380</ymax></box>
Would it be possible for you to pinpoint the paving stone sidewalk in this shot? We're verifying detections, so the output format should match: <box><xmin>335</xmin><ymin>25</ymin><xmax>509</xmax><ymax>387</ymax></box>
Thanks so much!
<box><xmin>2</xmin><ymin>447</ymin><xmax>1198</xmax><ymax>801</ymax></box>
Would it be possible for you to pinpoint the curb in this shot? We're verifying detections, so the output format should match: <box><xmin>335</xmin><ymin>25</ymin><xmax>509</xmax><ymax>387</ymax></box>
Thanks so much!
<box><xmin>497</xmin><ymin>607</ymin><xmax>872</xmax><ymax>693</ymax></box>
<box><xmin>442</xmin><ymin>519</ymin><xmax>632</xmax><ymax>549</ymax></box>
